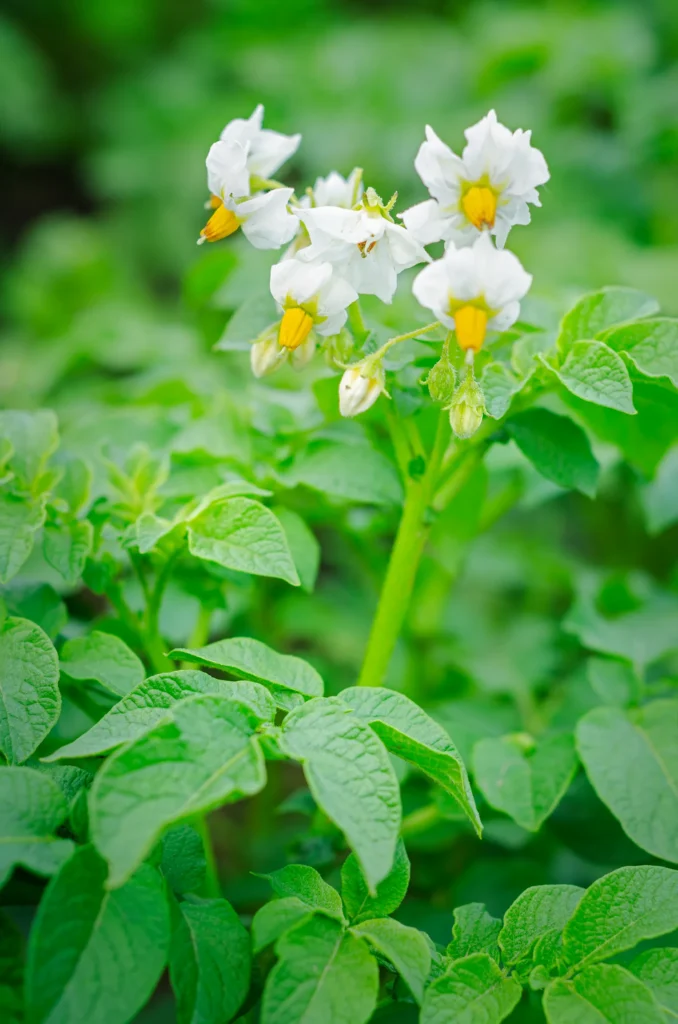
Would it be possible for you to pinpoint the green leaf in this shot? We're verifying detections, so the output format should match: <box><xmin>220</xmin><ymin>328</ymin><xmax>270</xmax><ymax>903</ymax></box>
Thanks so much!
<box><xmin>548</xmin><ymin>341</ymin><xmax>636</xmax><ymax>413</ymax></box>
<box><xmin>508</xmin><ymin>409</ymin><xmax>599</xmax><ymax>497</ymax></box>
<box><xmin>0</xmin><ymin>493</ymin><xmax>45</xmax><ymax>583</ymax></box>
<box><xmin>169</xmin><ymin>897</ymin><xmax>250</xmax><ymax>1024</ymax></box>
<box><xmin>341</xmin><ymin>687</ymin><xmax>481</xmax><ymax>837</ymax></box>
<box><xmin>0</xmin><ymin>616</ymin><xmax>60</xmax><ymax>764</ymax></box>
<box><xmin>90</xmin><ymin>694</ymin><xmax>267</xmax><ymax>887</ymax></box>
<box><xmin>499</xmin><ymin>885</ymin><xmax>584</xmax><ymax>966</ymax></box>
<box><xmin>603</xmin><ymin>317</ymin><xmax>678</xmax><ymax>388</ymax></box>
<box><xmin>53</xmin><ymin>457</ymin><xmax>92</xmax><ymax>516</ymax></box>
<box><xmin>628</xmin><ymin>948</ymin><xmax>678</xmax><ymax>1020</ymax></box>
<box><xmin>576</xmin><ymin>699</ymin><xmax>678</xmax><ymax>863</ymax></box>
<box><xmin>160</xmin><ymin>824</ymin><xmax>206</xmax><ymax>895</ymax></box>
<box><xmin>421</xmin><ymin>952</ymin><xmax>522</xmax><ymax>1024</ymax></box>
<box><xmin>262</xmin><ymin>914</ymin><xmax>378</xmax><ymax>1024</ymax></box>
<box><xmin>0</xmin><ymin>767</ymin><xmax>74</xmax><ymax>888</ymax></box>
<box><xmin>447</xmin><ymin>904</ymin><xmax>502</xmax><ymax>962</ymax></box>
<box><xmin>0</xmin><ymin>909</ymin><xmax>24</xmax><ymax>1024</ymax></box>
<box><xmin>169</xmin><ymin>637</ymin><xmax>323</xmax><ymax>702</ymax></box>
<box><xmin>341</xmin><ymin>837</ymin><xmax>410</xmax><ymax>924</ymax></box>
<box><xmin>274</xmin><ymin>506</ymin><xmax>321</xmax><ymax>593</ymax></box>
<box><xmin>278</xmin><ymin>698</ymin><xmax>401</xmax><ymax>893</ymax></box>
<box><xmin>560</xmin><ymin>865</ymin><xmax>678</xmax><ymax>971</ymax></box>
<box><xmin>26</xmin><ymin>845</ymin><xmax>169</xmax><ymax>1024</ymax></box>
<box><xmin>481</xmin><ymin>363</ymin><xmax>522</xmax><ymax>419</ymax></box>
<box><xmin>352</xmin><ymin>917</ymin><xmax>430</xmax><ymax>1004</ymax></box>
<box><xmin>641</xmin><ymin>446</ymin><xmax>678</xmax><ymax>534</ymax></box>
<box><xmin>557</xmin><ymin>288</ymin><xmax>659</xmax><ymax>355</ymax></box>
<box><xmin>289</xmin><ymin>441</ymin><xmax>403</xmax><ymax>507</ymax></box>
<box><xmin>262</xmin><ymin>864</ymin><xmax>345</xmax><ymax>920</ymax></box>
<box><xmin>472</xmin><ymin>733</ymin><xmax>577</xmax><ymax>832</ymax></box>
<box><xmin>543</xmin><ymin>964</ymin><xmax>665</xmax><ymax>1024</ymax></box>
<box><xmin>586</xmin><ymin>657</ymin><xmax>641</xmax><ymax>707</ymax></box>
<box><xmin>252</xmin><ymin>897</ymin><xmax>313</xmax><ymax>954</ymax></box>
<box><xmin>4</xmin><ymin>582</ymin><xmax>66</xmax><ymax>639</ymax></box>
<box><xmin>43</xmin><ymin>520</ymin><xmax>93</xmax><ymax>585</ymax></box>
<box><xmin>59</xmin><ymin>630</ymin><xmax>144</xmax><ymax>697</ymax></box>
<box><xmin>0</xmin><ymin>410</ymin><xmax>59</xmax><ymax>487</ymax></box>
<box><xmin>188</xmin><ymin>497</ymin><xmax>299</xmax><ymax>586</ymax></box>
<box><xmin>565</xmin><ymin>580</ymin><xmax>678</xmax><ymax>667</ymax></box>
<box><xmin>45</xmin><ymin>670</ymin><xmax>275</xmax><ymax>761</ymax></box>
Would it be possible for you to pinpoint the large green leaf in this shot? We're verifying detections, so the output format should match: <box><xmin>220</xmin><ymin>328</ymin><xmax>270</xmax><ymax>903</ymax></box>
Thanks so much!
<box><xmin>0</xmin><ymin>767</ymin><xmax>74</xmax><ymax>888</ymax></box>
<box><xmin>341</xmin><ymin>687</ymin><xmax>481</xmax><ymax>836</ymax></box>
<box><xmin>508</xmin><ymin>409</ymin><xmax>599</xmax><ymax>497</ymax></box>
<box><xmin>447</xmin><ymin>905</ymin><xmax>502</xmax><ymax>964</ymax></box>
<box><xmin>25</xmin><ymin>845</ymin><xmax>169</xmax><ymax>1024</ymax></box>
<box><xmin>557</xmin><ymin>288</ymin><xmax>659</xmax><ymax>354</ymax></box>
<box><xmin>43</xmin><ymin>520</ymin><xmax>93</xmax><ymax>585</ymax></box>
<box><xmin>352</xmin><ymin>917</ymin><xmax>431</xmax><ymax>1004</ymax></box>
<box><xmin>90</xmin><ymin>694</ymin><xmax>267</xmax><ymax>887</ymax></box>
<box><xmin>187</xmin><ymin>497</ymin><xmax>299</xmax><ymax>585</ymax></box>
<box><xmin>603</xmin><ymin>317</ymin><xmax>678</xmax><ymax>388</ymax></box>
<box><xmin>262</xmin><ymin>864</ymin><xmax>345</xmax><ymax>920</ymax></box>
<box><xmin>0</xmin><ymin>494</ymin><xmax>46</xmax><ymax>583</ymax></box>
<box><xmin>576</xmin><ymin>699</ymin><xmax>678</xmax><ymax>863</ymax></box>
<box><xmin>59</xmin><ymin>630</ymin><xmax>144</xmax><ymax>697</ymax></box>
<box><xmin>169</xmin><ymin>897</ymin><xmax>250</xmax><ymax>1024</ymax></box>
<box><xmin>421</xmin><ymin>952</ymin><xmax>522</xmax><ymax>1024</ymax></box>
<box><xmin>288</xmin><ymin>441</ymin><xmax>403</xmax><ymax>507</ymax></box>
<box><xmin>45</xmin><ymin>670</ymin><xmax>274</xmax><ymax>761</ymax></box>
<box><xmin>252</xmin><ymin>898</ymin><xmax>313</xmax><ymax>954</ymax></box>
<box><xmin>628</xmin><ymin>948</ymin><xmax>678</xmax><ymax>1021</ymax></box>
<box><xmin>549</xmin><ymin>341</ymin><xmax>635</xmax><ymax>413</ymax></box>
<box><xmin>274</xmin><ymin>506</ymin><xmax>321</xmax><ymax>593</ymax></box>
<box><xmin>279</xmin><ymin>698</ymin><xmax>401</xmax><ymax>893</ymax></box>
<box><xmin>341</xmin><ymin>838</ymin><xmax>410</xmax><ymax>924</ymax></box>
<box><xmin>543</xmin><ymin>964</ymin><xmax>665</xmax><ymax>1024</ymax></box>
<box><xmin>0</xmin><ymin>616</ymin><xmax>60</xmax><ymax>764</ymax></box>
<box><xmin>472</xmin><ymin>733</ymin><xmax>577</xmax><ymax>832</ymax></box>
<box><xmin>160</xmin><ymin>824</ymin><xmax>206</xmax><ymax>895</ymax></box>
<box><xmin>560</xmin><ymin>865</ymin><xmax>678</xmax><ymax>970</ymax></box>
<box><xmin>169</xmin><ymin>636</ymin><xmax>323</xmax><ymax>701</ymax></box>
<box><xmin>262</xmin><ymin>914</ymin><xmax>378</xmax><ymax>1024</ymax></box>
<box><xmin>499</xmin><ymin>885</ymin><xmax>584</xmax><ymax>966</ymax></box>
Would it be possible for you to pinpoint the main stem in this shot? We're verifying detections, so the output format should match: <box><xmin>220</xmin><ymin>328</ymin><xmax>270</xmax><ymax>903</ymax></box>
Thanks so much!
<box><xmin>357</xmin><ymin>411</ymin><xmax>449</xmax><ymax>687</ymax></box>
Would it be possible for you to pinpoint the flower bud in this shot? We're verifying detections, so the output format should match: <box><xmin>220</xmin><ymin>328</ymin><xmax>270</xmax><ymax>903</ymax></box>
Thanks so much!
<box><xmin>449</xmin><ymin>373</ymin><xmax>485</xmax><ymax>439</ymax></box>
<box><xmin>250</xmin><ymin>330</ymin><xmax>287</xmax><ymax>378</ymax></box>
<box><xmin>339</xmin><ymin>362</ymin><xmax>385</xmax><ymax>417</ymax></box>
<box><xmin>426</xmin><ymin>355</ymin><xmax>456</xmax><ymax>404</ymax></box>
<box><xmin>324</xmin><ymin>328</ymin><xmax>355</xmax><ymax>367</ymax></box>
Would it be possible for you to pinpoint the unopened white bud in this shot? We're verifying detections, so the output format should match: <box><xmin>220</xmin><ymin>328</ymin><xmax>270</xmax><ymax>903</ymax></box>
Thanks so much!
<box><xmin>339</xmin><ymin>362</ymin><xmax>385</xmax><ymax>417</ymax></box>
<box><xmin>449</xmin><ymin>373</ymin><xmax>484</xmax><ymax>439</ymax></box>
<box><xmin>250</xmin><ymin>331</ymin><xmax>287</xmax><ymax>378</ymax></box>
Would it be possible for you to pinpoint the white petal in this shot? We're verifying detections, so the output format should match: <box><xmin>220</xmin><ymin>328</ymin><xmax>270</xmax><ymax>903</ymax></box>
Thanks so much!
<box><xmin>270</xmin><ymin>258</ymin><xmax>332</xmax><ymax>305</ymax></box>
<box><xmin>319</xmin><ymin>271</ymin><xmax>358</xmax><ymax>317</ymax></box>
<box><xmin>313</xmin><ymin>169</ymin><xmax>361</xmax><ymax>208</ymax></box>
<box><xmin>206</xmin><ymin>140</ymin><xmax>250</xmax><ymax>199</ymax></box>
<box><xmin>219</xmin><ymin>104</ymin><xmax>264</xmax><ymax>146</ymax></box>
<box><xmin>316</xmin><ymin>309</ymin><xmax>348</xmax><ymax>337</ymax></box>
<box><xmin>239</xmin><ymin>189</ymin><xmax>297</xmax><ymax>249</ymax></box>
<box><xmin>489</xmin><ymin>300</ymin><xmax>521</xmax><ymax>333</ymax></box>
<box><xmin>415</xmin><ymin>126</ymin><xmax>464</xmax><ymax>203</ymax></box>
<box><xmin>412</xmin><ymin>260</ymin><xmax>454</xmax><ymax>326</ymax></box>
<box><xmin>384</xmin><ymin>222</ymin><xmax>431</xmax><ymax>271</ymax></box>
<box><xmin>355</xmin><ymin>242</ymin><xmax>398</xmax><ymax>303</ymax></box>
<box><xmin>248</xmin><ymin>129</ymin><xmax>301</xmax><ymax>178</ymax></box>
<box><xmin>400</xmin><ymin>199</ymin><xmax>447</xmax><ymax>246</ymax></box>
<box><xmin>298</xmin><ymin>207</ymin><xmax>367</xmax><ymax>246</ymax></box>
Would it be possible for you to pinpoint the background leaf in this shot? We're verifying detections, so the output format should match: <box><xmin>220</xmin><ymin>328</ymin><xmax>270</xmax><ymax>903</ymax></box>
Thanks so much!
<box><xmin>351</xmin><ymin>917</ymin><xmax>430</xmax><ymax>1004</ymax></box>
<box><xmin>447</xmin><ymin>904</ymin><xmax>502</xmax><ymax>963</ymax></box>
<box><xmin>508</xmin><ymin>409</ymin><xmax>599</xmax><ymax>497</ymax></box>
<box><xmin>0</xmin><ymin>767</ymin><xmax>74</xmax><ymax>888</ymax></box>
<box><xmin>544</xmin><ymin>964</ymin><xmax>665</xmax><ymax>1024</ymax></box>
<box><xmin>341</xmin><ymin>837</ymin><xmax>410</xmax><ymax>924</ymax></box>
<box><xmin>557</xmin><ymin>288</ymin><xmax>659</xmax><ymax>354</ymax></box>
<box><xmin>548</xmin><ymin>340</ymin><xmax>636</xmax><ymax>413</ymax></box>
<box><xmin>421</xmin><ymin>952</ymin><xmax>522</xmax><ymax>1024</ymax></box>
<box><xmin>59</xmin><ymin>631</ymin><xmax>144</xmax><ymax>697</ymax></box>
<box><xmin>499</xmin><ymin>884</ymin><xmax>584</xmax><ymax>966</ymax></box>
<box><xmin>0</xmin><ymin>616</ymin><xmax>60</xmax><ymax>764</ymax></box>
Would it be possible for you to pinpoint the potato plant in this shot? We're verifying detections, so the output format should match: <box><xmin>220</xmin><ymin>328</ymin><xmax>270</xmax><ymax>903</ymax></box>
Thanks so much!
<box><xmin>1</xmin><ymin>101</ymin><xmax>678</xmax><ymax>1024</ymax></box>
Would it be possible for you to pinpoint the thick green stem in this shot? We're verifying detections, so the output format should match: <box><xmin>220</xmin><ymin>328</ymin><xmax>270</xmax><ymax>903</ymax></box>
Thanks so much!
<box><xmin>357</xmin><ymin>412</ymin><xmax>449</xmax><ymax>686</ymax></box>
<box><xmin>193</xmin><ymin>814</ymin><xmax>220</xmax><ymax>898</ymax></box>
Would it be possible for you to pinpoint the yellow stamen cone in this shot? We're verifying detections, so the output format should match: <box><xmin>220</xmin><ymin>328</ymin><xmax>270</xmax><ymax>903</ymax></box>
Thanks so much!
<box><xmin>198</xmin><ymin>202</ymin><xmax>240</xmax><ymax>244</ymax></box>
<box><xmin>279</xmin><ymin>307</ymin><xmax>314</xmax><ymax>350</ymax></box>
<box><xmin>454</xmin><ymin>305</ymin><xmax>488</xmax><ymax>352</ymax></box>
<box><xmin>461</xmin><ymin>186</ymin><xmax>497</xmax><ymax>230</ymax></box>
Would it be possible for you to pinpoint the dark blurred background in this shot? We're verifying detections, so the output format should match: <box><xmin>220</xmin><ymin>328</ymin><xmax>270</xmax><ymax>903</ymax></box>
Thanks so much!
<box><xmin>2</xmin><ymin>0</ymin><xmax>678</xmax><ymax>318</ymax></box>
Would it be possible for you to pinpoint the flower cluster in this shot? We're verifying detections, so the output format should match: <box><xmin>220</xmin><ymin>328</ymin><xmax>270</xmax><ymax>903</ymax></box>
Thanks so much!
<box><xmin>200</xmin><ymin>107</ymin><xmax>548</xmax><ymax>436</ymax></box>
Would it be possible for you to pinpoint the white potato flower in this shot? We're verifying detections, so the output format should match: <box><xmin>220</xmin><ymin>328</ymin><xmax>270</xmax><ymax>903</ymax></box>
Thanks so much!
<box><xmin>219</xmin><ymin>104</ymin><xmax>301</xmax><ymax>181</ymax></box>
<box><xmin>401</xmin><ymin>110</ymin><xmax>549</xmax><ymax>249</ymax></box>
<box><xmin>301</xmin><ymin>168</ymin><xmax>363</xmax><ymax>209</ymax></box>
<box><xmin>297</xmin><ymin>189</ymin><xmax>430</xmax><ymax>303</ymax></box>
<box><xmin>271</xmin><ymin>258</ymin><xmax>358</xmax><ymax>349</ymax></box>
<box><xmin>199</xmin><ymin>140</ymin><xmax>297</xmax><ymax>249</ymax></box>
<box><xmin>412</xmin><ymin>233</ymin><xmax>532</xmax><ymax>352</ymax></box>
